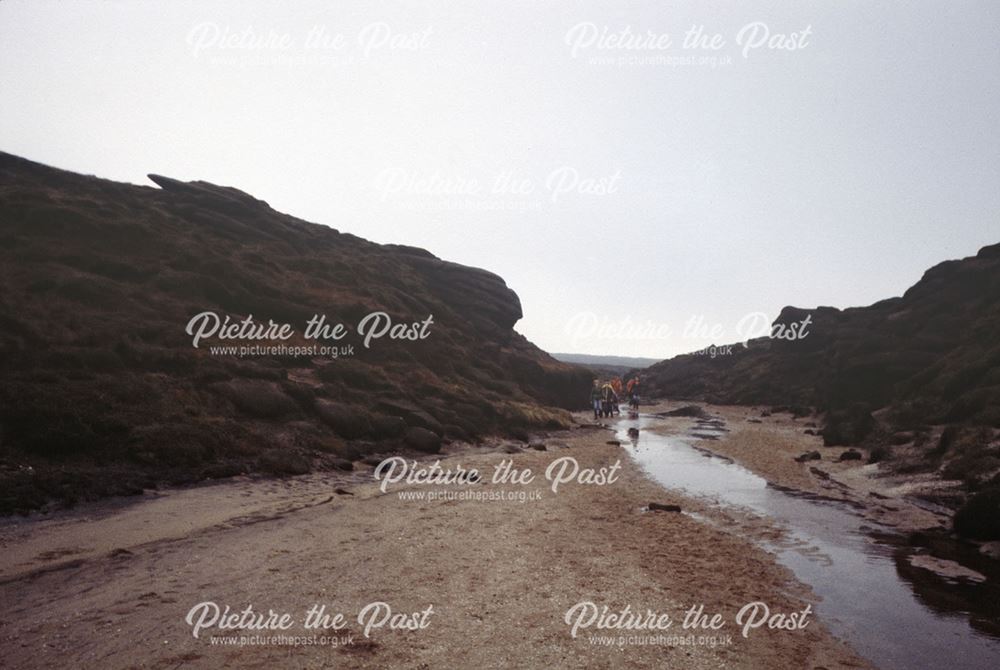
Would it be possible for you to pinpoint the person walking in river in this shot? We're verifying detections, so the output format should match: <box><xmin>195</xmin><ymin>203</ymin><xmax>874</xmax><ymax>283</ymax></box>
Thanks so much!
<box><xmin>589</xmin><ymin>380</ymin><xmax>602</xmax><ymax>420</ymax></box>
<box><xmin>627</xmin><ymin>375</ymin><xmax>641</xmax><ymax>414</ymax></box>
<box><xmin>611</xmin><ymin>376</ymin><xmax>623</xmax><ymax>415</ymax></box>
<box><xmin>600</xmin><ymin>382</ymin><xmax>618</xmax><ymax>418</ymax></box>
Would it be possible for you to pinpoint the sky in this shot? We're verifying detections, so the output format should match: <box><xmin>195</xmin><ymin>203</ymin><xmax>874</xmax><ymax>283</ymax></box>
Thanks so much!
<box><xmin>1</xmin><ymin>1</ymin><xmax>998</xmax><ymax>359</ymax></box>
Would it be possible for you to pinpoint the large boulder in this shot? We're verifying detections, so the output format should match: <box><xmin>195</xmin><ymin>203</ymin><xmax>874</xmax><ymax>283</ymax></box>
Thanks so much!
<box><xmin>212</xmin><ymin>380</ymin><xmax>299</xmax><ymax>419</ymax></box>
<box><xmin>369</xmin><ymin>414</ymin><xmax>407</xmax><ymax>439</ymax></box>
<box><xmin>954</xmin><ymin>487</ymin><xmax>1000</xmax><ymax>541</ymax></box>
<box><xmin>404</xmin><ymin>427</ymin><xmax>441</xmax><ymax>453</ymax></box>
<box><xmin>821</xmin><ymin>405</ymin><xmax>875</xmax><ymax>446</ymax></box>
<box><xmin>315</xmin><ymin>401</ymin><xmax>371</xmax><ymax>439</ymax></box>
<box><xmin>376</xmin><ymin>399</ymin><xmax>443</xmax><ymax>435</ymax></box>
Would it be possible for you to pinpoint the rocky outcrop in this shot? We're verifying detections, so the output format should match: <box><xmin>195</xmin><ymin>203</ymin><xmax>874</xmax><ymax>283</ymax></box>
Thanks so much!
<box><xmin>404</xmin><ymin>427</ymin><xmax>442</xmax><ymax>453</ymax></box>
<box><xmin>643</xmin><ymin>242</ymin><xmax>1000</xmax><ymax>428</ymax></box>
<box><xmin>641</xmin><ymin>241</ymin><xmax>1000</xmax><ymax>528</ymax></box>
<box><xmin>0</xmin><ymin>152</ymin><xmax>591</xmax><ymax>513</ymax></box>
<box><xmin>406</xmin><ymin>256</ymin><xmax>524</xmax><ymax>332</ymax></box>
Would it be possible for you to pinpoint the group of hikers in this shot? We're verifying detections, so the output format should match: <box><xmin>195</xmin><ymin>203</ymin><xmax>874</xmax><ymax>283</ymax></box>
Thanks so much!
<box><xmin>590</xmin><ymin>375</ymin><xmax>641</xmax><ymax>419</ymax></box>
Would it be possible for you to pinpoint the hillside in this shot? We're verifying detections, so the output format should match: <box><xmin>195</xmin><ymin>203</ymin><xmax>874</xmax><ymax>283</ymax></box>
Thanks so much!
<box><xmin>643</xmin><ymin>243</ymin><xmax>1000</xmax><ymax>521</ymax></box>
<box><xmin>550</xmin><ymin>353</ymin><xmax>659</xmax><ymax>377</ymax></box>
<box><xmin>0</xmin><ymin>152</ymin><xmax>590</xmax><ymax>514</ymax></box>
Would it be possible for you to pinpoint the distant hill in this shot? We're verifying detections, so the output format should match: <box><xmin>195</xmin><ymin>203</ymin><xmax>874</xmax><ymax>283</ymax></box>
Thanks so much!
<box><xmin>0</xmin><ymin>152</ymin><xmax>591</xmax><ymax>513</ymax></box>
<box><xmin>551</xmin><ymin>353</ymin><xmax>659</xmax><ymax>376</ymax></box>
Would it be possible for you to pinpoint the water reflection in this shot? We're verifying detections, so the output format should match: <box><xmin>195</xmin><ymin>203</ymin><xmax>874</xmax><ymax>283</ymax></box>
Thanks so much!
<box><xmin>618</xmin><ymin>414</ymin><xmax>1000</xmax><ymax>670</ymax></box>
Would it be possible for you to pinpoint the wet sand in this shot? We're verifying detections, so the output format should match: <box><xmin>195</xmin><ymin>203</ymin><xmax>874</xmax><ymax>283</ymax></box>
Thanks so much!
<box><xmin>0</xmin><ymin>416</ymin><xmax>869</xmax><ymax>669</ymax></box>
<box><xmin>652</xmin><ymin>403</ymin><xmax>950</xmax><ymax>534</ymax></box>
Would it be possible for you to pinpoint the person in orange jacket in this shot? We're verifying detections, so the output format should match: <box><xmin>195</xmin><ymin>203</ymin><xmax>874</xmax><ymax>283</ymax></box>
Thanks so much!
<box><xmin>626</xmin><ymin>375</ymin><xmax>641</xmax><ymax>412</ymax></box>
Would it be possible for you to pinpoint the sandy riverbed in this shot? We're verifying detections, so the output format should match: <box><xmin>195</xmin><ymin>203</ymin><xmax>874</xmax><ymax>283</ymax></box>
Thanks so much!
<box><xmin>652</xmin><ymin>403</ymin><xmax>950</xmax><ymax>534</ymax></box>
<box><xmin>0</xmin><ymin>413</ymin><xmax>870</xmax><ymax>669</ymax></box>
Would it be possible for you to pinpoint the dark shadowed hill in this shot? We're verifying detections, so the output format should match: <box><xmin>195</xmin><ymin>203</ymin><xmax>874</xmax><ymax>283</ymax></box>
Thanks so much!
<box><xmin>644</xmin><ymin>243</ymin><xmax>1000</xmax><ymax>427</ymax></box>
<box><xmin>0</xmin><ymin>152</ymin><xmax>591</xmax><ymax>513</ymax></box>
<box><xmin>643</xmin><ymin>243</ymin><xmax>1000</xmax><ymax>523</ymax></box>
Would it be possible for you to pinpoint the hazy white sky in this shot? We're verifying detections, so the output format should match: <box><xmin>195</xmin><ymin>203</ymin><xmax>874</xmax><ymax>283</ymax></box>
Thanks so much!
<box><xmin>1</xmin><ymin>1</ymin><xmax>998</xmax><ymax>358</ymax></box>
